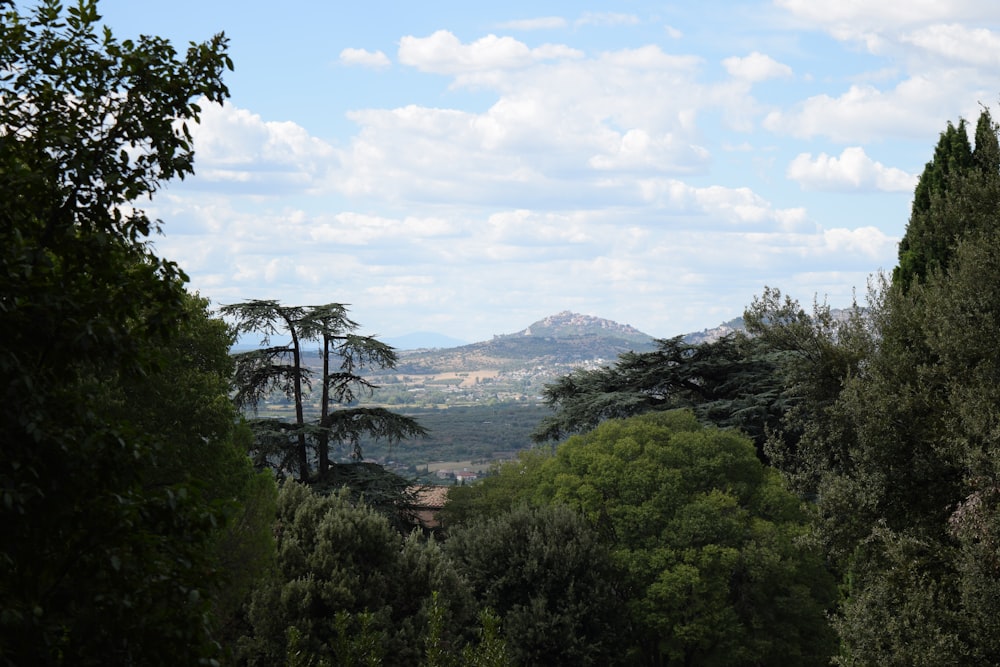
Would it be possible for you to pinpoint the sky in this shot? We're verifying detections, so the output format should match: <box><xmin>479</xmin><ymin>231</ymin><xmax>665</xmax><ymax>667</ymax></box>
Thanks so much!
<box><xmin>97</xmin><ymin>0</ymin><xmax>1000</xmax><ymax>343</ymax></box>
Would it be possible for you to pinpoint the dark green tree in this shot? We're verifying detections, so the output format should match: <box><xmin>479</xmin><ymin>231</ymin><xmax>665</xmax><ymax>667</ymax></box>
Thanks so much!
<box><xmin>439</xmin><ymin>449</ymin><xmax>553</xmax><ymax>528</ymax></box>
<box><xmin>827</xmin><ymin>233</ymin><xmax>1000</xmax><ymax>665</ymax></box>
<box><xmin>444</xmin><ymin>504</ymin><xmax>626</xmax><ymax>666</ymax></box>
<box><xmin>779</xmin><ymin>109</ymin><xmax>1000</xmax><ymax>664</ymax></box>
<box><xmin>537</xmin><ymin>411</ymin><xmax>838</xmax><ymax>666</ymax></box>
<box><xmin>0</xmin><ymin>1</ymin><xmax>241</xmax><ymax>663</ymax></box>
<box><xmin>236</xmin><ymin>482</ymin><xmax>476</xmax><ymax>667</ymax></box>
<box><xmin>121</xmin><ymin>292</ymin><xmax>278</xmax><ymax>647</ymax></box>
<box><xmin>531</xmin><ymin>334</ymin><xmax>788</xmax><ymax>459</ymax></box>
<box><xmin>742</xmin><ymin>287</ymin><xmax>873</xmax><ymax>497</ymax></box>
<box><xmin>895</xmin><ymin>110</ymin><xmax>1000</xmax><ymax>289</ymax></box>
<box><xmin>222</xmin><ymin>300</ymin><xmax>425</xmax><ymax>482</ymax></box>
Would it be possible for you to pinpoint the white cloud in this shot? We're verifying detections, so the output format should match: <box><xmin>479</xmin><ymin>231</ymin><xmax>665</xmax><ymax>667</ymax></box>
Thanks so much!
<box><xmin>723</xmin><ymin>52</ymin><xmax>793</xmax><ymax>82</ymax></box>
<box><xmin>308</xmin><ymin>213</ymin><xmax>458</xmax><ymax>245</ymax></box>
<box><xmin>163</xmin><ymin>20</ymin><xmax>924</xmax><ymax>342</ymax></box>
<box><xmin>330</xmin><ymin>41</ymin><xmax>737</xmax><ymax>202</ymax></box>
<box><xmin>632</xmin><ymin>178</ymin><xmax>811</xmax><ymax>231</ymax></box>
<box><xmin>339</xmin><ymin>48</ymin><xmax>391</xmax><ymax>68</ymax></box>
<box><xmin>822</xmin><ymin>226</ymin><xmax>897</xmax><ymax>259</ymax></box>
<box><xmin>775</xmin><ymin>0</ymin><xmax>1000</xmax><ymax>29</ymax></box>
<box><xmin>188</xmin><ymin>102</ymin><xmax>337</xmax><ymax>193</ymax></box>
<box><xmin>762</xmin><ymin>78</ymin><xmax>954</xmax><ymax>142</ymax></box>
<box><xmin>787</xmin><ymin>147</ymin><xmax>916</xmax><ymax>192</ymax></box>
<box><xmin>901</xmin><ymin>24</ymin><xmax>1000</xmax><ymax>67</ymax></box>
<box><xmin>398</xmin><ymin>30</ymin><xmax>582</xmax><ymax>75</ymax></box>
<box><xmin>600</xmin><ymin>45</ymin><xmax>701</xmax><ymax>70</ymax></box>
<box><xmin>588</xmin><ymin>129</ymin><xmax>710</xmax><ymax>172</ymax></box>
<box><xmin>496</xmin><ymin>17</ymin><xmax>567</xmax><ymax>30</ymax></box>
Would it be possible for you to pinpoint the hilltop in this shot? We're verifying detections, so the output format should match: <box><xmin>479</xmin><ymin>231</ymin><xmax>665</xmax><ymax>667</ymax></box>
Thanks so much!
<box><xmin>391</xmin><ymin>311</ymin><xmax>658</xmax><ymax>375</ymax></box>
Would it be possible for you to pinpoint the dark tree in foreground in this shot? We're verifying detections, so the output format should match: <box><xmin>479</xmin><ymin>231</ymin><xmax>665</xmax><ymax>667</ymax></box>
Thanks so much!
<box><xmin>450</xmin><ymin>411</ymin><xmax>838</xmax><ymax>665</ymax></box>
<box><xmin>223</xmin><ymin>300</ymin><xmax>425</xmax><ymax>482</ymax></box>
<box><xmin>0</xmin><ymin>1</ymin><xmax>249</xmax><ymax>663</ymax></box>
<box><xmin>444</xmin><ymin>504</ymin><xmax>627</xmax><ymax>666</ymax></box>
<box><xmin>236</xmin><ymin>482</ymin><xmax>475</xmax><ymax>667</ymax></box>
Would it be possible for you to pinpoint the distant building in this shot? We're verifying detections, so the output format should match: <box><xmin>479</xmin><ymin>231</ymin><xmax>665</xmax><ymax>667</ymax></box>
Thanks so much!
<box><xmin>409</xmin><ymin>485</ymin><xmax>450</xmax><ymax>529</ymax></box>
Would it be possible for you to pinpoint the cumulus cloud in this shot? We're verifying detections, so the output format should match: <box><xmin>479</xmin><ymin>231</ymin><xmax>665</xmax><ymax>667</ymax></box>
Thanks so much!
<box><xmin>163</xmin><ymin>20</ymin><xmax>924</xmax><ymax>342</ymax></box>
<box><xmin>723</xmin><ymin>52</ymin><xmax>793</xmax><ymax>82</ymax></box>
<box><xmin>787</xmin><ymin>147</ymin><xmax>916</xmax><ymax>192</ymax></box>
<box><xmin>308</xmin><ymin>213</ymin><xmax>458</xmax><ymax>245</ymax></box>
<box><xmin>632</xmin><ymin>178</ymin><xmax>810</xmax><ymax>231</ymax></box>
<box><xmin>588</xmin><ymin>129</ymin><xmax>710</xmax><ymax>172</ymax></box>
<box><xmin>339</xmin><ymin>47</ymin><xmax>391</xmax><ymax>68</ymax></box>
<box><xmin>398</xmin><ymin>30</ymin><xmax>582</xmax><ymax>75</ymax></box>
<box><xmin>600</xmin><ymin>44</ymin><xmax>701</xmax><ymax>70</ymax></box>
<box><xmin>329</xmin><ymin>41</ymin><xmax>738</xmax><ymax>203</ymax></box>
<box><xmin>822</xmin><ymin>226</ymin><xmax>897</xmax><ymax>258</ymax></box>
<box><xmin>762</xmin><ymin>78</ymin><xmax>956</xmax><ymax>142</ymax></box>
<box><xmin>901</xmin><ymin>24</ymin><xmax>1000</xmax><ymax>66</ymax></box>
<box><xmin>187</xmin><ymin>102</ymin><xmax>336</xmax><ymax>193</ymax></box>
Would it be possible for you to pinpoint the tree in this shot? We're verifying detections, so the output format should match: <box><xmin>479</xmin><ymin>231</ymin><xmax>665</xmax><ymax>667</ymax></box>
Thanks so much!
<box><xmin>765</xmin><ymin>110</ymin><xmax>1000</xmax><ymax>664</ymax></box>
<box><xmin>531</xmin><ymin>334</ymin><xmax>789</xmax><ymax>459</ymax></box>
<box><xmin>1</xmin><ymin>1</ymin><xmax>239</xmax><ymax>663</ymax></box>
<box><xmin>894</xmin><ymin>109</ymin><xmax>1000</xmax><ymax>289</ymax></box>
<box><xmin>236</xmin><ymin>482</ymin><xmax>476</xmax><ymax>667</ymax></box>
<box><xmin>741</xmin><ymin>287</ymin><xmax>873</xmax><ymax>498</ymax></box>
<box><xmin>439</xmin><ymin>448</ymin><xmax>553</xmax><ymax>528</ymax></box>
<box><xmin>536</xmin><ymin>411</ymin><xmax>838</xmax><ymax>666</ymax></box>
<box><xmin>222</xmin><ymin>300</ymin><xmax>425</xmax><ymax>482</ymax></box>
<box><xmin>118</xmin><ymin>292</ymin><xmax>277</xmax><ymax>646</ymax></box>
<box><xmin>826</xmin><ymin>235</ymin><xmax>1000</xmax><ymax>665</ymax></box>
<box><xmin>444</xmin><ymin>504</ymin><xmax>627</xmax><ymax>666</ymax></box>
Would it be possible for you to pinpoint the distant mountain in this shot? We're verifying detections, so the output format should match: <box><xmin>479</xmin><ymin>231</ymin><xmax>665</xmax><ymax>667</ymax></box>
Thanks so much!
<box><xmin>509</xmin><ymin>310</ymin><xmax>653</xmax><ymax>345</ymax></box>
<box><xmin>682</xmin><ymin>317</ymin><xmax>746</xmax><ymax>344</ymax></box>
<box><xmin>384</xmin><ymin>331</ymin><xmax>469</xmax><ymax>350</ymax></box>
<box><xmin>393</xmin><ymin>311</ymin><xmax>657</xmax><ymax>373</ymax></box>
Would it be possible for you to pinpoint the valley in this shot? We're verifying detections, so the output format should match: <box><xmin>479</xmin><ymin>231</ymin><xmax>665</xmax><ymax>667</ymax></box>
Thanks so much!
<box><xmin>249</xmin><ymin>310</ymin><xmax>746</xmax><ymax>482</ymax></box>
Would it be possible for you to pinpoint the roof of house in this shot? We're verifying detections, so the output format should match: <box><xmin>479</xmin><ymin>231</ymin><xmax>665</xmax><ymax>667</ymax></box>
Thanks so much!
<box><xmin>410</xmin><ymin>485</ymin><xmax>450</xmax><ymax>510</ymax></box>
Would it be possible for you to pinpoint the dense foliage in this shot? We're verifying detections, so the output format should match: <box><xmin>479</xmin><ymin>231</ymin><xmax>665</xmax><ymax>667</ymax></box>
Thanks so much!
<box><xmin>531</xmin><ymin>335</ymin><xmax>789</xmax><ymax>458</ymax></box>
<box><xmin>748</xmin><ymin>109</ymin><xmax>1000</xmax><ymax>664</ymax></box>
<box><xmin>11</xmin><ymin>0</ymin><xmax>1000</xmax><ymax>664</ymax></box>
<box><xmin>236</xmin><ymin>482</ymin><xmax>475</xmax><ymax>666</ymax></box>
<box><xmin>444</xmin><ymin>504</ymin><xmax>626</xmax><ymax>666</ymax></box>
<box><xmin>895</xmin><ymin>109</ymin><xmax>1000</xmax><ymax>289</ymax></box>
<box><xmin>449</xmin><ymin>411</ymin><xmax>838</xmax><ymax>666</ymax></box>
<box><xmin>0</xmin><ymin>1</ymin><xmax>277</xmax><ymax>664</ymax></box>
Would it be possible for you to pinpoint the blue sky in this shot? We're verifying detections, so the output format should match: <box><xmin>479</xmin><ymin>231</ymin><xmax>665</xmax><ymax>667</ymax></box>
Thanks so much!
<box><xmin>99</xmin><ymin>1</ymin><xmax>1000</xmax><ymax>342</ymax></box>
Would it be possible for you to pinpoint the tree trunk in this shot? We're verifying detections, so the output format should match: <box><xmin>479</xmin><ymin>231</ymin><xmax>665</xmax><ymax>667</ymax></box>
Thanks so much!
<box><xmin>319</xmin><ymin>333</ymin><xmax>330</xmax><ymax>478</ymax></box>
<box><xmin>289</xmin><ymin>325</ymin><xmax>309</xmax><ymax>481</ymax></box>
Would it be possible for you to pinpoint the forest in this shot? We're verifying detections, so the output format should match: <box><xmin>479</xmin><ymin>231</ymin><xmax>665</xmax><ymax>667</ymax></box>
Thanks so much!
<box><xmin>5</xmin><ymin>1</ymin><xmax>1000</xmax><ymax>665</ymax></box>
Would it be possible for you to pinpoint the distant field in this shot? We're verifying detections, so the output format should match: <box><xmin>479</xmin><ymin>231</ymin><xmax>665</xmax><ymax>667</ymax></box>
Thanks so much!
<box><xmin>424</xmin><ymin>460</ymin><xmax>493</xmax><ymax>474</ymax></box>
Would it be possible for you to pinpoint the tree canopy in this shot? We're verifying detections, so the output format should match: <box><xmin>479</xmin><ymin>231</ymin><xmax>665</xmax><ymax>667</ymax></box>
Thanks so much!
<box><xmin>236</xmin><ymin>482</ymin><xmax>475</xmax><ymax>667</ymax></box>
<box><xmin>444</xmin><ymin>504</ymin><xmax>626</xmax><ymax>666</ymax></box>
<box><xmin>222</xmin><ymin>300</ymin><xmax>425</xmax><ymax>482</ymax></box>
<box><xmin>0</xmin><ymin>1</ymin><xmax>273</xmax><ymax>663</ymax></box>
<box><xmin>895</xmin><ymin>109</ymin><xmax>1000</xmax><ymax>289</ymax></box>
<box><xmin>450</xmin><ymin>411</ymin><xmax>838</xmax><ymax>666</ymax></box>
<box><xmin>531</xmin><ymin>334</ymin><xmax>788</xmax><ymax>459</ymax></box>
